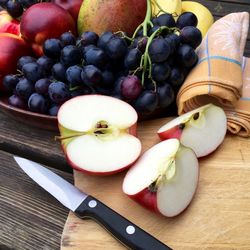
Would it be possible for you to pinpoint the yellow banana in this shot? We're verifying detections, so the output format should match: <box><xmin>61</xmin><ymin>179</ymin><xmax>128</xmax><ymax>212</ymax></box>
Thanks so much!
<box><xmin>181</xmin><ymin>1</ymin><xmax>214</xmax><ymax>37</ymax></box>
<box><xmin>151</xmin><ymin>0</ymin><xmax>182</xmax><ymax>18</ymax></box>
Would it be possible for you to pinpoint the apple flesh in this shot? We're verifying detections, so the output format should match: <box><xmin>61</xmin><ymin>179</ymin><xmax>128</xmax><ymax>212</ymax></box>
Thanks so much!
<box><xmin>20</xmin><ymin>2</ymin><xmax>76</xmax><ymax>56</ymax></box>
<box><xmin>58</xmin><ymin>95</ymin><xmax>141</xmax><ymax>175</ymax></box>
<box><xmin>158</xmin><ymin>104</ymin><xmax>227</xmax><ymax>157</ymax></box>
<box><xmin>123</xmin><ymin>139</ymin><xmax>199</xmax><ymax>217</ymax></box>
<box><xmin>52</xmin><ymin>0</ymin><xmax>83</xmax><ymax>23</ymax></box>
<box><xmin>77</xmin><ymin>0</ymin><xmax>147</xmax><ymax>36</ymax></box>
<box><xmin>0</xmin><ymin>33</ymin><xmax>33</xmax><ymax>91</ymax></box>
<box><xmin>0</xmin><ymin>10</ymin><xmax>20</xmax><ymax>35</ymax></box>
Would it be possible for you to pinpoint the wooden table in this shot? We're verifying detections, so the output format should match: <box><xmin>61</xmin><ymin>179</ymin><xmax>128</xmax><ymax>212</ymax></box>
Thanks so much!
<box><xmin>0</xmin><ymin>1</ymin><xmax>250</xmax><ymax>250</ymax></box>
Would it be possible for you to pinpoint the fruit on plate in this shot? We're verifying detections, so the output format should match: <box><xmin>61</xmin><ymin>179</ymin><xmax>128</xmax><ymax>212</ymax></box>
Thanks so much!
<box><xmin>181</xmin><ymin>1</ymin><xmax>214</xmax><ymax>37</ymax></box>
<box><xmin>157</xmin><ymin>104</ymin><xmax>227</xmax><ymax>157</ymax></box>
<box><xmin>77</xmin><ymin>0</ymin><xmax>147</xmax><ymax>36</ymax></box>
<box><xmin>52</xmin><ymin>0</ymin><xmax>83</xmax><ymax>23</ymax></box>
<box><xmin>0</xmin><ymin>33</ymin><xmax>32</xmax><ymax>91</ymax></box>
<box><xmin>151</xmin><ymin>0</ymin><xmax>182</xmax><ymax>18</ymax></box>
<box><xmin>57</xmin><ymin>95</ymin><xmax>142</xmax><ymax>175</ymax></box>
<box><xmin>0</xmin><ymin>10</ymin><xmax>20</xmax><ymax>35</ymax></box>
<box><xmin>123</xmin><ymin>139</ymin><xmax>199</xmax><ymax>217</ymax></box>
<box><xmin>20</xmin><ymin>2</ymin><xmax>76</xmax><ymax>56</ymax></box>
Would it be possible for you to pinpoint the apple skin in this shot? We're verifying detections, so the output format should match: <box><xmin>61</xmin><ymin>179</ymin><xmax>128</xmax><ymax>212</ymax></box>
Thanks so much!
<box><xmin>20</xmin><ymin>2</ymin><xmax>76</xmax><ymax>56</ymax></box>
<box><xmin>158</xmin><ymin>125</ymin><xmax>182</xmax><ymax>141</ymax></box>
<box><xmin>0</xmin><ymin>33</ymin><xmax>33</xmax><ymax>91</ymax></box>
<box><xmin>0</xmin><ymin>10</ymin><xmax>20</xmax><ymax>36</ymax></box>
<box><xmin>52</xmin><ymin>0</ymin><xmax>83</xmax><ymax>23</ymax></box>
<box><xmin>77</xmin><ymin>0</ymin><xmax>147</xmax><ymax>36</ymax></box>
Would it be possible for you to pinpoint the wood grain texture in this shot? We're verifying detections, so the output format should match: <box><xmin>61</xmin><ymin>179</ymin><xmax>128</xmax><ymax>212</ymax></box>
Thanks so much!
<box><xmin>0</xmin><ymin>151</ymin><xmax>73</xmax><ymax>250</ymax></box>
<box><xmin>0</xmin><ymin>111</ymin><xmax>70</xmax><ymax>173</ymax></box>
<box><xmin>62</xmin><ymin>118</ymin><xmax>250</xmax><ymax>250</ymax></box>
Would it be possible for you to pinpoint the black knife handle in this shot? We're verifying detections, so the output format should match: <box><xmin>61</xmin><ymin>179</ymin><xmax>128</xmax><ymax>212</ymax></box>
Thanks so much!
<box><xmin>75</xmin><ymin>196</ymin><xmax>172</xmax><ymax>250</ymax></box>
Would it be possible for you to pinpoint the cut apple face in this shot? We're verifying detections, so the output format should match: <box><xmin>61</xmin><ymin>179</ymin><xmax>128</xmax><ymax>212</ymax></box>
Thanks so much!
<box><xmin>57</xmin><ymin>95</ymin><xmax>141</xmax><ymax>175</ymax></box>
<box><xmin>157</xmin><ymin>104</ymin><xmax>227</xmax><ymax>157</ymax></box>
<box><xmin>123</xmin><ymin>139</ymin><xmax>199</xmax><ymax>217</ymax></box>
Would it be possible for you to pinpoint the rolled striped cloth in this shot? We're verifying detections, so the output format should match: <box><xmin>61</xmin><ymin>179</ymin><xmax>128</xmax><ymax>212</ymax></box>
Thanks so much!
<box><xmin>177</xmin><ymin>12</ymin><xmax>250</xmax><ymax>137</ymax></box>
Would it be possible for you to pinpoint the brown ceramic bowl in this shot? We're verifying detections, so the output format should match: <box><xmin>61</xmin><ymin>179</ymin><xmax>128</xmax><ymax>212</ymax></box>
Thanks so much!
<box><xmin>0</xmin><ymin>96</ymin><xmax>58</xmax><ymax>131</ymax></box>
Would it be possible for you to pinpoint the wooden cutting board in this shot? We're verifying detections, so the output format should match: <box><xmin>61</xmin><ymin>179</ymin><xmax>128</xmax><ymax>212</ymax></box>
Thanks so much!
<box><xmin>61</xmin><ymin>118</ymin><xmax>250</xmax><ymax>250</ymax></box>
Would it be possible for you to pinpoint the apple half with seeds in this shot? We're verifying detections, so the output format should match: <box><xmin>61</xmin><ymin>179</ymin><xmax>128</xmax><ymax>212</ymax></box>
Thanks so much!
<box><xmin>157</xmin><ymin>104</ymin><xmax>227</xmax><ymax>157</ymax></box>
<box><xmin>123</xmin><ymin>139</ymin><xmax>199</xmax><ymax>217</ymax></box>
<box><xmin>57</xmin><ymin>95</ymin><xmax>141</xmax><ymax>175</ymax></box>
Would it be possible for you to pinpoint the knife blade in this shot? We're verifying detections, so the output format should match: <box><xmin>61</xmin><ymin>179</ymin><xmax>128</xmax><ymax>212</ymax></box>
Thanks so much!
<box><xmin>14</xmin><ymin>156</ymin><xmax>172</xmax><ymax>250</ymax></box>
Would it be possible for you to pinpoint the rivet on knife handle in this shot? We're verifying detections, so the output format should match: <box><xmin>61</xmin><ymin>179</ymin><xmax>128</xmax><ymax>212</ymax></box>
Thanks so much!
<box><xmin>75</xmin><ymin>196</ymin><xmax>172</xmax><ymax>250</ymax></box>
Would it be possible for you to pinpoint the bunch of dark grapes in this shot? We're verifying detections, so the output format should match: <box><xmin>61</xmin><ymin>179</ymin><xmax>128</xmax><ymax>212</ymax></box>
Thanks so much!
<box><xmin>0</xmin><ymin>0</ymin><xmax>50</xmax><ymax>18</ymax></box>
<box><xmin>3</xmin><ymin>11</ymin><xmax>202</xmax><ymax>118</ymax></box>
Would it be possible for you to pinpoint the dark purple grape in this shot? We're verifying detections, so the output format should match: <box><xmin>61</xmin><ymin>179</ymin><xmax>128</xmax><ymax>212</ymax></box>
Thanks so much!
<box><xmin>135</xmin><ymin>28</ymin><xmax>144</xmax><ymax>37</ymax></box>
<box><xmin>49</xmin><ymin>104</ymin><xmax>60</xmax><ymax>116</ymax></box>
<box><xmin>165</xmin><ymin>34</ymin><xmax>181</xmax><ymax>52</ymax></box>
<box><xmin>35</xmin><ymin>78</ymin><xmax>51</xmax><ymax>95</ymax></box>
<box><xmin>52</xmin><ymin>63</ymin><xmax>67</xmax><ymax>82</ymax></box>
<box><xmin>157</xmin><ymin>83</ymin><xmax>175</xmax><ymax>108</ymax></box>
<box><xmin>60</xmin><ymin>45</ymin><xmax>82</xmax><ymax>66</ymax></box>
<box><xmin>60</xmin><ymin>32</ymin><xmax>76</xmax><ymax>46</ymax></box>
<box><xmin>102</xmin><ymin>70</ymin><xmax>114</xmax><ymax>88</ymax></box>
<box><xmin>134</xmin><ymin>90</ymin><xmax>158</xmax><ymax>114</ymax></box>
<box><xmin>37</xmin><ymin>56</ymin><xmax>54</xmax><ymax>75</ymax></box>
<box><xmin>3</xmin><ymin>74</ymin><xmax>19</xmax><ymax>92</ymax></box>
<box><xmin>131</xmin><ymin>36</ymin><xmax>148</xmax><ymax>53</ymax></box>
<box><xmin>20</xmin><ymin>0</ymin><xmax>38</xmax><ymax>8</ymax></box>
<box><xmin>6</xmin><ymin>0</ymin><xmax>23</xmax><ymax>18</ymax></box>
<box><xmin>152</xmin><ymin>62</ymin><xmax>171</xmax><ymax>82</ymax></box>
<box><xmin>66</xmin><ymin>65</ymin><xmax>83</xmax><ymax>86</ymax></box>
<box><xmin>144</xmin><ymin>78</ymin><xmax>155</xmax><ymax>91</ymax></box>
<box><xmin>121</xmin><ymin>75</ymin><xmax>142</xmax><ymax>100</ymax></box>
<box><xmin>48</xmin><ymin>82</ymin><xmax>70</xmax><ymax>104</ymax></box>
<box><xmin>180</xmin><ymin>26</ymin><xmax>202</xmax><ymax>49</ymax></box>
<box><xmin>80</xmin><ymin>44</ymin><xmax>96</xmax><ymax>56</ymax></box>
<box><xmin>80</xmin><ymin>31</ymin><xmax>99</xmax><ymax>46</ymax></box>
<box><xmin>17</xmin><ymin>56</ymin><xmax>36</xmax><ymax>71</ymax></box>
<box><xmin>151</xmin><ymin>17</ymin><xmax>158</xmax><ymax>26</ymax></box>
<box><xmin>8</xmin><ymin>94</ymin><xmax>27</xmax><ymax>109</ymax></box>
<box><xmin>81</xmin><ymin>65</ymin><xmax>102</xmax><ymax>87</ymax></box>
<box><xmin>28</xmin><ymin>93</ymin><xmax>48</xmax><ymax>114</ymax></box>
<box><xmin>105</xmin><ymin>36</ymin><xmax>127</xmax><ymax>60</ymax></box>
<box><xmin>94</xmin><ymin>85</ymin><xmax>112</xmax><ymax>95</ymax></box>
<box><xmin>124</xmin><ymin>48</ymin><xmax>142</xmax><ymax>70</ymax></box>
<box><xmin>22</xmin><ymin>62</ymin><xmax>45</xmax><ymax>83</ymax></box>
<box><xmin>84</xmin><ymin>47</ymin><xmax>107</xmax><ymax>68</ymax></box>
<box><xmin>149</xmin><ymin>37</ymin><xmax>171</xmax><ymax>63</ymax></box>
<box><xmin>97</xmin><ymin>31</ymin><xmax>113</xmax><ymax>50</ymax></box>
<box><xmin>43</xmin><ymin>39</ymin><xmax>62</xmax><ymax>59</ymax></box>
<box><xmin>113</xmin><ymin>76</ymin><xmax>125</xmax><ymax>97</ymax></box>
<box><xmin>155</xmin><ymin>13</ymin><xmax>176</xmax><ymax>27</ymax></box>
<box><xmin>176</xmin><ymin>44</ymin><xmax>198</xmax><ymax>68</ymax></box>
<box><xmin>176</xmin><ymin>12</ymin><xmax>198</xmax><ymax>29</ymax></box>
<box><xmin>168</xmin><ymin>67</ymin><xmax>185</xmax><ymax>89</ymax></box>
<box><xmin>15</xmin><ymin>78</ymin><xmax>34</xmax><ymax>100</ymax></box>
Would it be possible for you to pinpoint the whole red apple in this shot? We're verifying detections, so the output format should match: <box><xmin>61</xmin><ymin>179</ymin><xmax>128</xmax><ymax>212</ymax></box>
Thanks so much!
<box><xmin>52</xmin><ymin>0</ymin><xmax>83</xmax><ymax>23</ymax></box>
<box><xmin>0</xmin><ymin>33</ymin><xmax>32</xmax><ymax>91</ymax></box>
<box><xmin>77</xmin><ymin>0</ymin><xmax>147</xmax><ymax>36</ymax></box>
<box><xmin>20</xmin><ymin>2</ymin><xmax>76</xmax><ymax>56</ymax></box>
<box><xmin>0</xmin><ymin>10</ymin><xmax>20</xmax><ymax>35</ymax></box>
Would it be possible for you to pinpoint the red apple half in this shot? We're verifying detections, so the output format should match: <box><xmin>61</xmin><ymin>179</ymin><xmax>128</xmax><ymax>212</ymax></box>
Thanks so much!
<box><xmin>123</xmin><ymin>139</ymin><xmax>199</xmax><ymax>217</ymax></box>
<box><xmin>58</xmin><ymin>95</ymin><xmax>141</xmax><ymax>175</ymax></box>
<box><xmin>158</xmin><ymin>104</ymin><xmax>227</xmax><ymax>157</ymax></box>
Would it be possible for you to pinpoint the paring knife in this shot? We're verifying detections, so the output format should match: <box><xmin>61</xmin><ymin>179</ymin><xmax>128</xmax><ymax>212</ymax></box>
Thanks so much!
<box><xmin>14</xmin><ymin>156</ymin><xmax>172</xmax><ymax>250</ymax></box>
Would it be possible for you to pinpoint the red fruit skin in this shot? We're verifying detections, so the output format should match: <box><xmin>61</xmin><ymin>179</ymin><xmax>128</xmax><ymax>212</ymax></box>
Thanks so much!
<box><xmin>129</xmin><ymin>188</ymin><xmax>160</xmax><ymax>214</ymax></box>
<box><xmin>158</xmin><ymin>125</ymin><xmax>182</xmax><ymax>141</ymax></box>
<box><xmin>0</xmin><ymin>33</ymin><xmax>33</xmax><ymax>91</ymax></box>
<box><xmin>52</xmin><ymin>0</ymin><xmax>83</xmax><ymax>23</ymax></box>
<box><xmin>20</xmin><ymin>2</ymin><xmax>76</xmax><ymax>56</ymax></box>
<box><xmin>0</xmin><ymin>11</ymin><xmax>20</xmax><ymax>36</ymax></box>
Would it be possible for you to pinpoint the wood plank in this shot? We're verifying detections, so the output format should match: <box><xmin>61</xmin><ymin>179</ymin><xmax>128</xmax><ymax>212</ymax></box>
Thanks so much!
<box><xmin>0</xmin><ymin>150</ymin><xmax>73</xmax><ymax>250</ymax></box>
<box><xmin>0</xmin><ymin>111</ymin><xmax>69</xmax><ymax>173</ymax></box>
<box><xmin>62</xmin><ymin>118</ymin><xmax>250</xmax><ymax>250</ymax></box>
